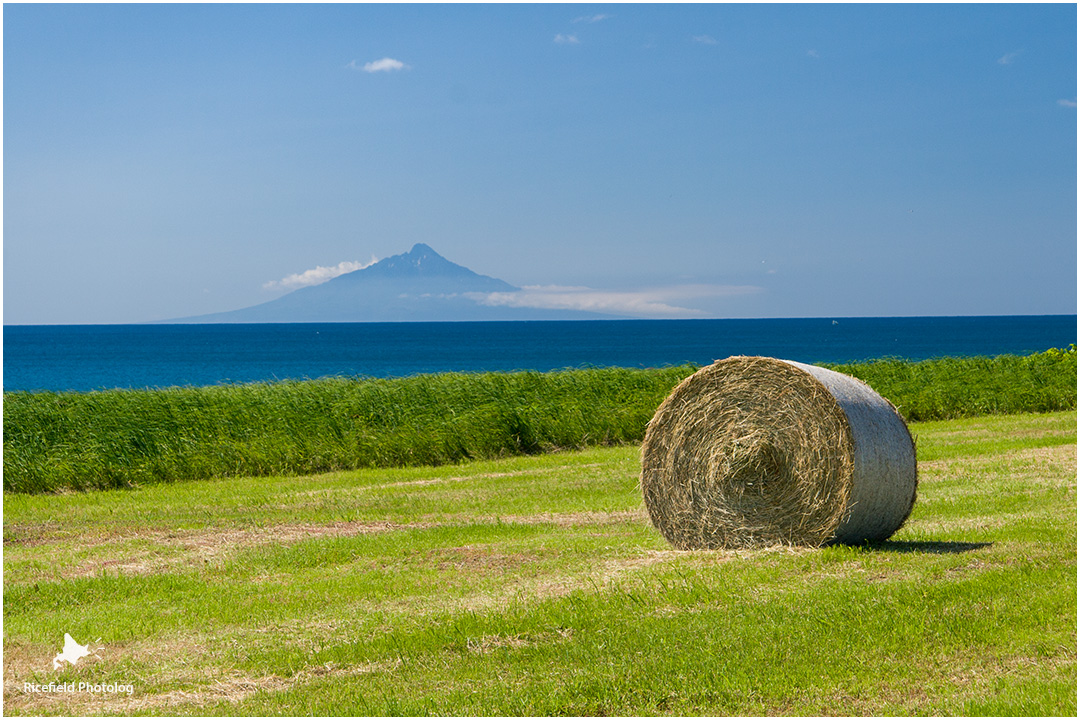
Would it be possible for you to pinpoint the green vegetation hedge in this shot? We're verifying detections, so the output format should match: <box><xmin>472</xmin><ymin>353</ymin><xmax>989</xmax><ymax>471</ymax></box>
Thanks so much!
<box><xmin>4</xmin><ymin>348</ymin><xmax>1075</xmax><ymax>494</ymax></box>
<box><xmin>3</xmin><ymin>366</ymin><xmax>692</xmax><ymax>493</ymax></box>
<box><xmin>823</xmin><ymin>346</ymin><xmax>1077</xmax><ymax>421</ymax></box>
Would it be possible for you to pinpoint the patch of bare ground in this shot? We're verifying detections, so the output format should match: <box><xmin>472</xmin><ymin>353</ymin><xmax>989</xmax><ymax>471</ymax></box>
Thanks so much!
<box><xmin>7</xmin><ymin>508</ymin><xmax>654</xmax><ymax>584</ymax></box>
<box><xmin>805</xmin><ymin>560</ymin><xmax>907</xmax><ymax>584</ymax></box>
<box><xmin>426</xmin><ymin>545</ymin><xmax>546</xmax><ymax>574</ymax></box>
<box><xmin>5</xmin><ymin>617</ymin><xmax>576</xmax><ymax>714</ymax></box>
<box><xmin>915</xmin><ymin>444</ymin><xmax>1075</xmax><ymax>496</ymax></box>
<box><xmin>4</xmin><ymin>659</ymin><xmax>403</xmax><ymax>716</ymax></box>
<box><xmin>290</xmin><ymin>463</ymin><xmax>605</xmax><ymax>497</ymax></box>
<box><xmin>494</xmin><ymin>508</ymin><xmax>648</xmax><ymax>527</ymax></box>
<box><xmin>464</xmin><ymin>628</ymin><xmax>573</xmax><ymax>655</ymax></box>
<box><xmin>2</xmin><ymin>632</ymin><xmax>266</xmax><ymax>711</ymax></box>
<box><xmin>374</xmin><ymin>463</ymin><xmax>603</xmax><ymax>490</ymax></box>
<box><xmin>915</xmin><ymin>512</ymin><xmax>1067</xmax><ymax>536</ymax></box>
<box><xmin>8</xmin><ymin>623</ymin><xmax>581</xmax><ymax>715</ymax></box>
<box><xmin>428</xmin><ymin>547</ymin><xmax>700</xmax><ymax>615</ymax></box>
<box><xmin>523</xmin><ymin>546</ymin><xmax>751</xmax><ymax>606</ymax></box>
<box><xmin>560</xmin><ymin>546</ymin><xmax>822</xmax><ymax>612</ymax></box>
<box><xmin>6</xmin><ymin>489</ymin><xmax>652</xmax><ymax>587</ymax></box>
<box><xmin>920</xmin><ymin>442</ymin><xmax>1071</xmax><ymax>474</ymax></box>
<box><xmin>4</xmin><ymin>520</ymin><xmax>431</xmax><ymax>583</ymax></box>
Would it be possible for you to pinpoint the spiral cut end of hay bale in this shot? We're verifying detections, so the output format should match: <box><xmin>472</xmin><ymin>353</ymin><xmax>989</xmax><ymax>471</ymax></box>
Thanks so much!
<box><xmin>641</xmin><ymin>356</ymin><xmax>917</xmax><ymax>550</ymax></box>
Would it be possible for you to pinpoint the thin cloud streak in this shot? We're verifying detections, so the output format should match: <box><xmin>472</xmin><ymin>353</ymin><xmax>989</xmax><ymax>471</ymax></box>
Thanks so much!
<box><xmin>264</xmin><ymin>258</ymin><xmax>378</xmax><ymax>290</ymax></box>
<box><xmin>349</xmin><ymin>57</ymin><xmax>409</xmax><ymax>73</ymax></box>
<box><xmin>554</xmin><ymin>34</ymin><xmax>580</xmax><ymax>45</ymax></box>
<box><xmin>467</xmin><ymin>284</ymin><xmax>762</xmax><ymax>318</ymax></box>
<box><xmin>573</xmin><ymin>14</ymin><xmax>612</xmax><ymax>23</ymax></box>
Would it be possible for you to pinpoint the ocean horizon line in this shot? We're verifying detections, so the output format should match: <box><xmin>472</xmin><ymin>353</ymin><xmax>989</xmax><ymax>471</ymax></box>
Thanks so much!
<box><xmin>4</xmin><ymin>312</ymin><xmax>1077</xmax><ymax>329</ymax></box>
<box><xmin>4</xmin><ymin>315</ymin><xmax>1075</xmax><ymax>394</ymax></box>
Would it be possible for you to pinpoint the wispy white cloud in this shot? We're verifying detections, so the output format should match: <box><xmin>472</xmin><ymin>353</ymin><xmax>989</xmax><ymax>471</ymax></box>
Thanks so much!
<box><xmin>1058</xmin><ymin>98</ymin><xmax>1077</xmax><ymax>108</ymax></box>
<box><xmin>807</xmin><ymin>49</ymin><xmax>820</xmax><ymax>59</ymax></box>
<box><xmin>264</xmin><ymin>257</ymin><xmax>378</xmax><ymax>291</ymax></box>
<box><xmin>997</xmin><ymin>50</ymin><xmax>1021</xmax><ymax>65</ymax></box>
<box><xmin>349</xmin><ymin>57</ymin><xmax>409</xmax><ymax>73</ymax></box>
<box><xmin>692</xmin><ymin>35</ymin><xmax>719</xmax><ymax>45</ymax></box>
<box><xmin>466</xmin><ymin>284</ymin><xmax>762</xmax><ymax>318</ymax></box>
<box><xmin>573</xmin><ymin>13</ymin><xmax>612</xmax><ymax>24</ymax></box>
<box><xmin>554</xmin><ymin>34</ymin><xmax>580</xmax><ymax>45</ymax></box>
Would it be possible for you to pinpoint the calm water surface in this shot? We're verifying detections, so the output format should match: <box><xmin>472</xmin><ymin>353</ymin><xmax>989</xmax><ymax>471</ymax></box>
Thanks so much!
<box><xmin>4</xmin><ymin>316</ymin><xmax>1075</xmax><ymax>393</ymax></box>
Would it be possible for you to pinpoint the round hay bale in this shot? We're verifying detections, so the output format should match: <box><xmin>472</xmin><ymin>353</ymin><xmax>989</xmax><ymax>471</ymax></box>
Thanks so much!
<box><xmin>640</xmin><ymin>356</ymin><xmax>917</xmax><ymax>549</ymax></box>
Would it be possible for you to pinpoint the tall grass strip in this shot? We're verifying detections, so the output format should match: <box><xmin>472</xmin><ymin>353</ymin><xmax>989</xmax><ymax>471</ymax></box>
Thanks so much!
<box><xmin>3</xmin><ymin>367</ymin><xmax>692</xmax><ymax>494</ymax></box>
<box><xmin>3</xmin><ymin>348</ymin><xmax>1074</xmax><ymax>494</ymax></box>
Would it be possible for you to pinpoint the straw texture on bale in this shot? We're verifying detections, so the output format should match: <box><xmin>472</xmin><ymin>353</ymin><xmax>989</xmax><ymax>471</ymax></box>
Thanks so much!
<box><xmin>641</xmin><ymin>356</ymin><xmax>917</xmax><ymax>549</ymax></box>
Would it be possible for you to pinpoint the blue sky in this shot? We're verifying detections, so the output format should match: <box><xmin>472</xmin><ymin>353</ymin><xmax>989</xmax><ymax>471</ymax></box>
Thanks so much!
<box><xmin>4</xmin><ymin>3</ymin><xmax>1076</xmax><ymax>324</ymax></box>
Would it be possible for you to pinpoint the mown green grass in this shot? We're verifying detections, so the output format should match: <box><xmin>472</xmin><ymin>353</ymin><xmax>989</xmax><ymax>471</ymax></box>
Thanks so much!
<box><xmin>3</xmin><ymin>411</ymin><xmax>1075</xmax><ymax>716</ymax></box>
<box><xmin>4</xmin><ymin>348</ymin><xmax>1076</xmax><ymax>494</ymax></box>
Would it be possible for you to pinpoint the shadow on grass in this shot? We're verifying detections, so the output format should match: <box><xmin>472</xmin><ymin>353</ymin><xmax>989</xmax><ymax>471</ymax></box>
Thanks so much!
<box><xmin>863</xmin><ymin>540</ymin><xmax>994</xmax><ymax>554</ymax></box>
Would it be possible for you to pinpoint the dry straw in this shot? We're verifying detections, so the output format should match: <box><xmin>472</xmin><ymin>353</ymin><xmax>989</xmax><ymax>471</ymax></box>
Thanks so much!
<box><xmin>641</xmin><ymin>356</ymin><xmax>917</xmax><ymax>549</ymax></box>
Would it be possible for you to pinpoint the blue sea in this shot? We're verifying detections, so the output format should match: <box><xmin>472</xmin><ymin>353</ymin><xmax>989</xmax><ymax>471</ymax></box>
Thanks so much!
<box><xmin>3</xmin><ymin>316</ymin><xmax>1076</xmax><ymax>393</ymax></box>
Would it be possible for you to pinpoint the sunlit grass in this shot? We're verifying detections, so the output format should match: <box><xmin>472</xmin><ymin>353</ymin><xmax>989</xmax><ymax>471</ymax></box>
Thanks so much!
<box><xmin>825</xmin><ymin>345</ymin><xmax>1076</xmax><ymax>421</ymax></box>
<box><xmin>3</xmin><ymin>366</ymin><xmax>692</xmax><ymax>493</ymax></box>
<box><xmin>3</xmin><ymin>411</ymin><xmax>1075</xmax><ymax>716</ymax></box>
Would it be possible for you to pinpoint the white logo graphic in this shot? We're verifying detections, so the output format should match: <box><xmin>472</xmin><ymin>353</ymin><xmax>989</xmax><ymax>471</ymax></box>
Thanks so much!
<box><xmin>52</xmin><ymin>633</ymin><xmax>97</xmax><ymax>670</ymax></box>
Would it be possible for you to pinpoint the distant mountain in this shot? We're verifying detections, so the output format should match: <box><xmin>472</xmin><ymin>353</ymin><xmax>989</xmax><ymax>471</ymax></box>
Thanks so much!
<box><xmin>169</xmin><ymin>244</ymin><xmax>618</xmax><ymax>323</ymax></box>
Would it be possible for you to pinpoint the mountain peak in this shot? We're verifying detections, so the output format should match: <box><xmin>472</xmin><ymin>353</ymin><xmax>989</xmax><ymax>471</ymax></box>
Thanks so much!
<box><xmin>168</xmin><ymin>243</ymin><xmax>620</xmax><ymax>323</ymax></box>
<box><xmin>361</xmin><ymin>243</ymin><xmax>477</xmax><ymax>279</ymax></box>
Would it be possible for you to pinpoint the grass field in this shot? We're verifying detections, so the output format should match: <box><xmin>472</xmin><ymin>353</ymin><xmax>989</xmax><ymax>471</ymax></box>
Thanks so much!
<box><xmin>3</xmin><ymin>410</ymin><xmax>1075</xmax><ymax>716</ymax></box>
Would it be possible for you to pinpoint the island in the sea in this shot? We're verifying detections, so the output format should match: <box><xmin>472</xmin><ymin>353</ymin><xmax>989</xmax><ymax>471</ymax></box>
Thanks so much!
<box><xmin>168</xmin><ymin>244</ymin><xmax>620</xmax><ymax>323</ymax></box>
